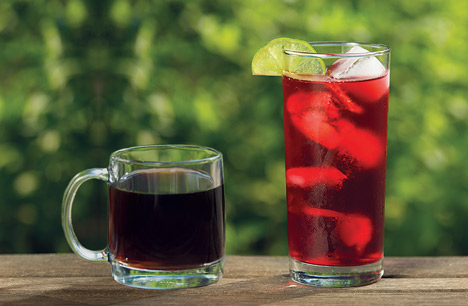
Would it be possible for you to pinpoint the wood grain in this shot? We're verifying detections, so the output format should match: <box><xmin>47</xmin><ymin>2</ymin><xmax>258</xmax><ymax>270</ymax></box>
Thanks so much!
<box><xmin>0</xmin><ymin>254</ymin><xmax>467</xmax><ymax>305</ymax></box>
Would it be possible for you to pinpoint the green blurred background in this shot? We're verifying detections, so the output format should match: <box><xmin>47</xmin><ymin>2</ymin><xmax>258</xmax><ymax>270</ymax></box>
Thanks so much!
<box><xmin>1</xmin><ymin>0</ymin><xmax>467</xmax><ymax>256</ymax></box>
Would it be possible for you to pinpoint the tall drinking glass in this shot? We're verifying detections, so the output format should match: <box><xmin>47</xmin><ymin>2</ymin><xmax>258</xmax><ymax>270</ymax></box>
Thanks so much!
<box><xmin>282</xmin><ymin>42</ymin><xmax>390</xmax><ymax>287</ymax></box>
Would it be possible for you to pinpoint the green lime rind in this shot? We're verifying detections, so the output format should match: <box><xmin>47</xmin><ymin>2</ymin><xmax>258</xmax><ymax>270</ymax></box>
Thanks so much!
<box><xmin>252</xmin><ymin>38</ymin><xmax>326</xmax><ymax>76</ymax></box>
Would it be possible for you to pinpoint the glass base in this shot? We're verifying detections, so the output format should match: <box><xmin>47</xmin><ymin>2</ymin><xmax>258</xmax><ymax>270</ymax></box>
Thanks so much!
<box><xmin>110</xmin><ymin>257</ymin><xmax>224</xmax><ymax>289</ymax></box>
<box><xmin>289</xmin><ymin>257</ymin><xmax>383</xmax><ymax>287</ymax></box>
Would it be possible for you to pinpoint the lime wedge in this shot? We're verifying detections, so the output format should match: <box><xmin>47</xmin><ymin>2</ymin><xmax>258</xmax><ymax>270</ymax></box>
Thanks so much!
<box><xmin>252</xmin><ymin>38</ymin><xmax>326</xmax><ymax>76</ymax></box>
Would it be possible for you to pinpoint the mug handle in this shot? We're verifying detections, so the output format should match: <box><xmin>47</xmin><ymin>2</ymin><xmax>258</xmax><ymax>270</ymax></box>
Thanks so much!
<box><xmin>62</xmin><ymin>168</ymin><xmax>109</xmax><ymax>262</ymax></box>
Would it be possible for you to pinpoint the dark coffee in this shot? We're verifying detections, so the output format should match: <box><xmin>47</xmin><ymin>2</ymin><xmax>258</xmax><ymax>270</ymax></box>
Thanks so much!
<box><xmin>108</xmin><ymin>168</ymin><xmax>225</xmax><ymax>270</ymax></box>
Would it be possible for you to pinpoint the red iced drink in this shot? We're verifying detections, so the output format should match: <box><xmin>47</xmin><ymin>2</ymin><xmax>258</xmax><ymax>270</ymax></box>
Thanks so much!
<box><xmin>283</xmin><ymin>71</ymin><xmax>389</xmax><ymax>266</ymax></box>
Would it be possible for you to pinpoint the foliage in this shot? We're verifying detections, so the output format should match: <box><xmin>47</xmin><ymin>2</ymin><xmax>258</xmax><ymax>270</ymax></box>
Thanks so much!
<box><xmin>1</xmin><ymin>0</ymin><xmax>467</xmax><ymax>256</ymax></box>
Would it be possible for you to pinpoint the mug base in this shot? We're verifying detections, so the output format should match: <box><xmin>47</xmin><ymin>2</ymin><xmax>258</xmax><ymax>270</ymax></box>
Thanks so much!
<box><xmin>111</xmin><ymin>257</ymin><xmax>224</xmax><ymax>289</ymax></box>
<box><xmin>289</xmin><ymin>257</ymin><xmax>383</xmax><ymax>287</ymax></box>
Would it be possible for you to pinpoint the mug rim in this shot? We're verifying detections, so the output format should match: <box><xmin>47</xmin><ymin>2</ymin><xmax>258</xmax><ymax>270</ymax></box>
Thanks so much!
<box><xmin>110</xmin><ymin>144</ymin><xmax>223</xmax><ymax>165</ymax></box>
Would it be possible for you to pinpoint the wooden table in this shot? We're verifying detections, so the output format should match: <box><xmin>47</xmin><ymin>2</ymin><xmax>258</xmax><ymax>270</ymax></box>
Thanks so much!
<box><xmin>1</xmin><ymin>254</ymin><xmax>467</xmax><ymax>305</ymax></box>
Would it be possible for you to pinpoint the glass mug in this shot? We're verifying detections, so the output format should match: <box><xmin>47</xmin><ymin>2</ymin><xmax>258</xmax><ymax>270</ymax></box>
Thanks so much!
<box><xmin>62</xmin><ymin>145</ymin><xmax>225</xmax><ymax>289</ymax></box>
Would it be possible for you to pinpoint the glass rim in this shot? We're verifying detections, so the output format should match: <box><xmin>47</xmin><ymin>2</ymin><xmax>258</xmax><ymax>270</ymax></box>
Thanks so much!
<box><xmin>110</xmin><ymin>144</ymin><xmax>223</xmax><ymax>165</ymax></box>
<box><xmin>283</xmin><ymin>41</ymin><xmax>391</xmax><ymax>59</ymax></box>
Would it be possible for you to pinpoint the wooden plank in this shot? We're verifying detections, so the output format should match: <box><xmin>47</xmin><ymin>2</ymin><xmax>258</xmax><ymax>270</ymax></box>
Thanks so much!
<box><xmin>384</xmin><ymin>257</ymin><xmax>468</xmax><ymax>278</ymax></box>
<box><xmin>2</xmin><ymin>254</ymin><xmax>468</xmax><ymax>278</ymax></box>
<box><xmin>0</xmin><ymin>254</ymin><xmax>109</xmax><ymax>277</ymax></box>
<box><xmin>1</xmin><ymin>277</ymin><xmax>468</xmax><ymax>305</ymax></box>
<box><xmin>0</xmin><ymin>255</ymin><xmax>467</xmax><ymax>305</ymax></box>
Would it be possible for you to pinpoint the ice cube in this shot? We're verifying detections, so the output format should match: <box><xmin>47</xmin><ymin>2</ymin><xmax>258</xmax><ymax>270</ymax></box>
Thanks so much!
<box><xmin>336</xmin><ymin>119</ymin><xmax>384</xmax><ymax>168</ymax></box>
<box><xmin>301</xmin><ymin>206</ymin><xmax>343</xmax><ymax>219</ymax></box>
<box><xmin>328</xmin><ymin>46</ymin><xmax>386</xmax><ymax>79</ymax></box>
<box><xmin>299</xmin><ymin>206</ymin><xmax>372</xmax><ymax>251</ymax></box>
<box><xmin>337</xmin><ymin>213</ymin><xmax>372</xmax><ymax>252</ymax></box>
<box><xmin>286</xmin><ymin>166</ymin><xmax>347</xmax><ymax>188</ymax></box>
<box><xmin>291</xmin><ymin>110</ymin><xmax>341</xmax><ymax>149</ymax></box>
<box><xmin>337</xmin><ymin>73</ymin><xmax>389</xmax><ymax>105</ymax></box>
<box><xmin>326</xmin><ymin>83</ymin><xmax>364</xmax><ymax>114</ymax></box>
<box><xmin>286</xmin><ymin>91</ymin><xmax>333</xmax><ymax>115</ymax></box>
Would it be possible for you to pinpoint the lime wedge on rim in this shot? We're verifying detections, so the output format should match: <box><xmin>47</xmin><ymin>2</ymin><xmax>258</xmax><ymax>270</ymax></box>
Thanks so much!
<box><xmin>252</xmin><ymin>38</ymin><xmax>326</xmax><ymax>76</ymax></box>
